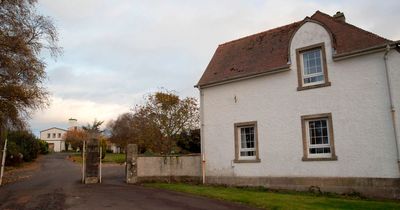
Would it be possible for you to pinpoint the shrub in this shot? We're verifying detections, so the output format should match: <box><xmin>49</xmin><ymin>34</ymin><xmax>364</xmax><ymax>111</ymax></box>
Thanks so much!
<box><xmin>7</xmin><ymin>130</ymin><xmax>40</xmax><ymax>163</ymax></box>
<box><xmin>5</xmin><ymin>141</ymin><xmax>24</xmax><ymax>166</ymax></box>
<box><xmin>38</xmin><ymin>140</ymin><xmax>49</xmax><ymax>154</ymax></box>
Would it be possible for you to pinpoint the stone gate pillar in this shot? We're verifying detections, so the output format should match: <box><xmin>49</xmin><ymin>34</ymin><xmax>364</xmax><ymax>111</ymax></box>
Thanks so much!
<box><xmin>84</xmin><ymin>139</ymin><xmax>100</xmax><ymax>184</ymax></box>
<box><xmin>126</xmin><ymin>144</ymin><xmax>138</xmax><ymax>184</ymax></box>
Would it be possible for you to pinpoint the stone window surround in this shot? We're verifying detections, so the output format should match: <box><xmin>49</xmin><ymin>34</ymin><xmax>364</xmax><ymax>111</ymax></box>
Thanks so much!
<box><xmin>234</xmin><ymin>121</ymin><xmax>261</xmax><ymax>163</ymax></box>
<box><xmin>301</xmin><ymin>113</ymin><xmax>337</xmax><ymax>161</ymax></box>
<box><xmin>296</xmin><ymin>42</ymin><xmax>331</xmax><ymax>91</ymax></box>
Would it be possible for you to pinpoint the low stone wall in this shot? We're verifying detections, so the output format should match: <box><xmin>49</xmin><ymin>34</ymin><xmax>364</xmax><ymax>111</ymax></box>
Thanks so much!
<box><xmin>206</xmin><ymin>176</ymin><xmax>400</xmax><ymax>200</ymax></box>
<box><xmin>125</xmin><ymin>144</ymin><xmax>399</xmax><ymax>200</ymax></box>
<box><xmin>137</xmin><ymin>154</ymin><xmax>201</xmax><ymax>183</ymax></box>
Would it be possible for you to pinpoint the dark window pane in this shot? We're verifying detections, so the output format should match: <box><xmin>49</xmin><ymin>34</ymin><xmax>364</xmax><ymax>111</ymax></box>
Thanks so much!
<box><xmin>322</xmin><ymin>128</ymin><xmax>328</xmax><ymax>136</ymax></box>
<box><xmin>323</xmin><ymin>137</ymin><xmax>329</xmax><ymax>144</ymax></box>
<box><xmin>309</xmin><ymin>122</ymin><xmax>315</xmax><ymax>128</ymax></box>
<box><xmin>316</xmin><ymin>128</ymin><xmax>322</xmax><ymax>136</ymax></box>
<box><xmin>316</xmin><ymin>137</ymin><xmax>322</xmax><ymax>144</ymax></box>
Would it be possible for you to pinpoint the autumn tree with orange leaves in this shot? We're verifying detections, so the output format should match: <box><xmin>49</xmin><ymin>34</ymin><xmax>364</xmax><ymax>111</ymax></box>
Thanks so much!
<box><xmin>108</xmin><ymin>91</ymin><xmax>199</xmax><ymax>154</ymax></box>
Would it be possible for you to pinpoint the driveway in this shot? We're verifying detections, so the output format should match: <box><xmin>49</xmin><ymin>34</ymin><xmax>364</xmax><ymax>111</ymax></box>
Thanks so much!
<box><xmin>0</xmin><ymin>153</ymin><xmax>257</xmax><ymax>210</ymax></box>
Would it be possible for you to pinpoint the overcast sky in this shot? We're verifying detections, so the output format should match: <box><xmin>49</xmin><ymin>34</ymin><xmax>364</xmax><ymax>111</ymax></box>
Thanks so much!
<box><xmin>30</xmin><ymin>0</ymin><xmax>400</xmax><ymax>135</ymax></box>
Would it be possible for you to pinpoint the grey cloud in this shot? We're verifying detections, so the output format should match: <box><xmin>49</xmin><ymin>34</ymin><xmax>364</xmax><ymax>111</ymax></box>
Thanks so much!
<box><xmin>31</xmin><ymin>0</ymin><xmax>400</xmax><ymax>134</ymax></box>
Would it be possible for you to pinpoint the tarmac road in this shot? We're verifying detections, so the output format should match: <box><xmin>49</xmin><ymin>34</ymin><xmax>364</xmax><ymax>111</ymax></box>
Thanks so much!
<box><xmin>0</xmin><ymin>153</ymin><xmax>257</xmax><ymax>210</ymax></box>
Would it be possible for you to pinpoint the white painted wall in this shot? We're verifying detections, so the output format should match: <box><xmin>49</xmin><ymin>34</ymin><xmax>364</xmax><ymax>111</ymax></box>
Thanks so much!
<box><xmin>40</xmin><ymin>128</ymin><xmax>67</xmax><ymax>152</ymax></box>
<box><xmin>201</xmin><ymin>22</ymin><xmax>400</xmax><ymax>178</ymax></box>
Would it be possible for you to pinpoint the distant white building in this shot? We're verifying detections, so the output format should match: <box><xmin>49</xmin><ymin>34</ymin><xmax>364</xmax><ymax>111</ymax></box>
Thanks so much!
<box><xmin>40</xmin><ymin>118</ymin><xmax>79</xmax><ymax>152</ymax></box>
<box><xmin>40</xmin><ymin>127</ymin><xmax>67</xmax><ymax>152</ymax></box>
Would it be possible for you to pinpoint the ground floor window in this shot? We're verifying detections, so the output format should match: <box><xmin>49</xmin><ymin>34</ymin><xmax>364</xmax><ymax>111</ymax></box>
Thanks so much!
<box><xmin>301</xmin><ymin>113</ymin><xmax>337</xmax><ymax>161</ymax></box>
<box><xmin>234</xmin><ymin>121</ymin><xmax>260</xmax><ymax>163</ymax></box>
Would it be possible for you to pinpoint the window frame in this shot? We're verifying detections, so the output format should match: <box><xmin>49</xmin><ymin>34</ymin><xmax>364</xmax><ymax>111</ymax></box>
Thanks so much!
<box><xmin>301</xmin><ymin>113</ymin><xmax>337</xmax><ymax>161</ymax></box>
<box><xmin>234</xmin><ymin>121</ymin><xmax>260</xmax><ymax>163</ymax></box>
<box><xmin>296</xmin><ymin>43</ymin><xmax>331</xmax><ymax>91</ymax></box>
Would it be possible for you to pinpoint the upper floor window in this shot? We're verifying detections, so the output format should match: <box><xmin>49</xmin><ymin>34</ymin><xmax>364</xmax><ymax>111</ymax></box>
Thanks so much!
<box><xmin>58</xmin><ymin>133</ymin><xmax>61</xmax><ymax>138</ymax></box>
<box><xmin>47</xmin><ymin>133</ymin><xmax>50</xmax><ymax>138</ymax></box>
<box><xmin>234</xmin><ymin>121</ymin><xmax>260</xmax><ymax>163</ymax></box>
<box><xmin>53</xmin><ymin>133</ymin><xmax>56</xmax><ymax>138</ymax></box>
<box><xmin>303</xmin><ymin>49</ymin><xmax>324</xmax><ymax>84</ymax></box>
<box><xmin>296</xmin><ymin>43</ymin><xmax>331</xmax><ymax>91</ymax></box>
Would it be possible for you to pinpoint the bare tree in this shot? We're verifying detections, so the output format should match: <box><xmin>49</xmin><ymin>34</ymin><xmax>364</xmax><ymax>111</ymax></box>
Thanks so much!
<box><xmin>107</xmin><ymin>113</ymin><xmax>135</xmax><ymax>150</ymax></box>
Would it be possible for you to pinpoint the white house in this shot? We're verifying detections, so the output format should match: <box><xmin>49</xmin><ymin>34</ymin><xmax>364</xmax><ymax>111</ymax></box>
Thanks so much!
<box><xmin>40</xmin><ymin>127</ymin><xmax>67</xmax><ymax>152</ymax></box>
<box><xmin>196</xmin><ymin>11</ymin><xmax>400</xmax><ymax>199</ymax></box>
<box><xmin>39</xmin><ymin>118</ymin><xmax>78</xmax><ymax>152</ymax></box>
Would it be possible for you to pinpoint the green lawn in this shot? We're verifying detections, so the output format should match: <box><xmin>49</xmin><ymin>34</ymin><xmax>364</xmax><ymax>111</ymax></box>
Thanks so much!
<box><xmin>145</xmin><ymin>183</ymin><xmax>400</xmax><ymax>210</ymax></box>
<box><xmin>102</xmin><ymin>153</ymin><xmax>125</xmax><ymax>164</ymax></box>
<box><xmin>69</xmin><ymin>153</ymin><xmax>125</xmax><ymax>164</ymax></box>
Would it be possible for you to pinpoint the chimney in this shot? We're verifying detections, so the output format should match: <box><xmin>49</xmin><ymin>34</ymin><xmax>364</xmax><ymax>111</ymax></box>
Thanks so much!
<box><xmin>333</xmin><ymin>11</ymin><xmax>346</xmax><ymax>22</ymax></box>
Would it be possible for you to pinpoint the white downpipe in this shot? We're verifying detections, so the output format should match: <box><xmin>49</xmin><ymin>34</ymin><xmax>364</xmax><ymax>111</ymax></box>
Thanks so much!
<box><xmin>0</xmin><ymin>137</ymin><xmax>8</xmax><ymax>186</ymax></box>
<box><xmin>199</xmin><ymin>88</ymin><xmax>206</xmax><ymax>184</ymax></box>
<box><xmin>383</xmin><ymin>45</ymin><xmax>400</xmax><ymax>170</ymax></box>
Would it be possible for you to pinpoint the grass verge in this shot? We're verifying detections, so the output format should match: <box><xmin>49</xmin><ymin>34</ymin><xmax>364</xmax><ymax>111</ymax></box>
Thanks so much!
<box><xmin>103</xmin><ymin>153</ymin><xmax>125</xmax><ymax>164</ymax></box>
<box><xmin>144</xmin><ymin>183</ymin><xmax>400</xmax><ymax>210</ymax></box>
<box><xmin>68</xmin><ymin>153</ymin><xmax>125</xmax><ymax>164</ymax></box>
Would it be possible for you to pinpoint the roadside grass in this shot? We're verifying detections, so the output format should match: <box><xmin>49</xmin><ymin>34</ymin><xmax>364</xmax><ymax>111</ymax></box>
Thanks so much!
<box><xmin>144</xmin><ymin>183</ymin><xmax>400</xmax><ymax>210</ymax></box>
<box><xmin>103</xmin><ymin>153</ymin><xmax>125</xmax><ymax>164</ymax></box>
<box><xmin>68</xmin><ymin>153</ymin><xmax>125</xmax><ymax>164</ymax></box>
<box><xmin>68</xmin><ymin>153</ymin><xmax>83</xmax><ymax>163</ymax></box>
<box><xmin>4</xmin><ymin>155</ymin><xmax>43</xmax><ymax>172</ymax></box>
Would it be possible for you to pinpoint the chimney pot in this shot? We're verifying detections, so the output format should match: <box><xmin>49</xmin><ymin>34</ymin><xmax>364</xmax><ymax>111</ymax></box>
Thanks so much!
<box><xmin>333</xmin><ymin>11</ymin><xmax>346</xmax><ymax>22</ymax></box>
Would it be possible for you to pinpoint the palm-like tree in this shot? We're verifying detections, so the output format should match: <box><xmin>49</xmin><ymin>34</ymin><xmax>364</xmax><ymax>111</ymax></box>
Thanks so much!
<box><xmin>82</xmin><ymin>120</ymin><xmax>104</xmax><ymax>136</ymax></box>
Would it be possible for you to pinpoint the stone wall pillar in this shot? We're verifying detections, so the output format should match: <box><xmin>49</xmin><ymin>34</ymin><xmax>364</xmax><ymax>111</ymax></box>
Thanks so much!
<box><xmin>84</xmin><ymin>139</ymin><xmax>100</xmax><ymax>184</ymax></box>
<box><xmin>126</xmin><ymin>144</ymin><xmax>138</xmax><ymax>184</ymax></box>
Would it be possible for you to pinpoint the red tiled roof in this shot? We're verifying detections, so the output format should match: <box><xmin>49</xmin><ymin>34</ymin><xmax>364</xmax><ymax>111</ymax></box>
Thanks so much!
<box><xmin>197</xmin><ymin>11</ymin><xmax>392</xmax><ymax>87</ymax></box>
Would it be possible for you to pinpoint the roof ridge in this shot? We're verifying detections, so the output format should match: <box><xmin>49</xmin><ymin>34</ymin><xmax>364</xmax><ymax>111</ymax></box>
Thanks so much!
<box><xmin>311</xmin><ymin>10</ymin><xmax>391</xmax><ymax>42</ymax></box>
<box><xmin>40</xmin><ymin>127</ymin><xmax>67</xmax><ymax>132</ymax></box>
<box><xmin>197</xmin><ymin>10</ymin><xmax>395</xmax><ymax>87</ymax></box>
<box><xmin>219</xmin><ymin>20</ymin><xmax>303</xmax><ymax>47</ymax></box>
